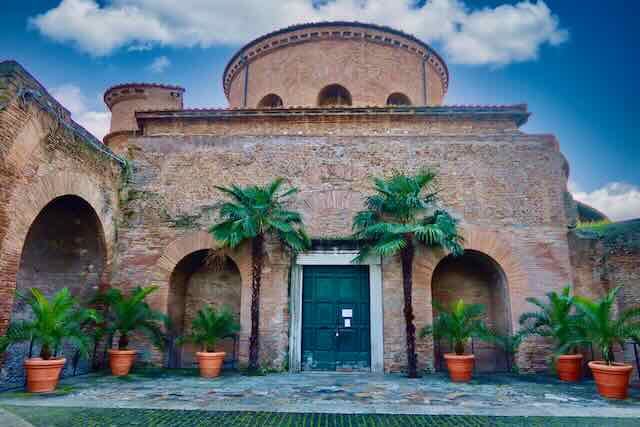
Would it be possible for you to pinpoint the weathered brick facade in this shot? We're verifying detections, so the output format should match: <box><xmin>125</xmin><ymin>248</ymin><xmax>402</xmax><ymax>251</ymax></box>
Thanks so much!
<box><xmin>0</xmin><ymin>61</ymin><xmax>123</xmax><ymax>388</ymax></box>
<box><xmin>1</xmin><ymin>21</ymin><xmax>637</xmax><ymax>383</ymax></box>
<box><xmin>568</xmin><ymin>220</ymin><xmax>640</xmax><ymax>378</ymax></box>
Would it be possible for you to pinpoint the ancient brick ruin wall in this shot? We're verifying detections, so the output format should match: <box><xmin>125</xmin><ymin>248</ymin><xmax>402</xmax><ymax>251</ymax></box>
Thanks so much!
<box><xmin>0</xmin><ymin>62</ymin><xmax>122</xmax><ymax>388</ymax></box>
<box><xmin>112</xmin><ymin>118</ymin><xmax>572</xmax><ymax>372</ymax></box>
<box><xmin>568</xmin><ymin>220</ymin><xmax>640</xmax><ymax>378</ymax></box>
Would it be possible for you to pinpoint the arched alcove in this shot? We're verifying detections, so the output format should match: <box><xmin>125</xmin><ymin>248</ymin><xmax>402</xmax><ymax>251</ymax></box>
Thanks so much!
<box><xmin>257</xmin><ymin>93</ymin><xmax>284</xmax><ymax>108</ymax></box>
<box><xmin>386</xmin><ymin>92</ymin><xmax>411</xmax><ymax>106</ymax></box>
<box><xmin>4</xmin><ymin>195</ymin><xmax>107</xmax><ymax>388</ymax></box>
<box><xmin>430</xmin><ymin>250</ymin><xmax>511</xmax><ymax>373</ymax></box>
<box><xmin>167</xmin><ymin>250</ymin><xmax>242</xmax><ymax>369</ymax></box>
<box><xmin>318</xmin><ymin>84</ymin><xmax>352</xmax><ymax>106</ymax></box>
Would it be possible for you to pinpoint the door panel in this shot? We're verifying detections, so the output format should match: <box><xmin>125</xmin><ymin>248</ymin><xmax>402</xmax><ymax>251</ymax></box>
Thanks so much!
<box><xmin>301</xmin><ymin>265</ymin><xmax>370</xmax><ymax>371</ymax></box>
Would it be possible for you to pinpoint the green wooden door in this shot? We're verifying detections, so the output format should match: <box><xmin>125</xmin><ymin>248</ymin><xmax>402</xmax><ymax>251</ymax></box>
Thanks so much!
<box><xmin>301</xmin><ymin>265</ymin><xmax>370</xmax><ymax>371</ymax></box>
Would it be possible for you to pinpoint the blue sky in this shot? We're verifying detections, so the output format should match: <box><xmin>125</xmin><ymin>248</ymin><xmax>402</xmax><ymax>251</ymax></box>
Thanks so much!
<box><xmin>1</xmin><ymin>1</ymin><xmax>637</xmax><ymax>220</ymax></box>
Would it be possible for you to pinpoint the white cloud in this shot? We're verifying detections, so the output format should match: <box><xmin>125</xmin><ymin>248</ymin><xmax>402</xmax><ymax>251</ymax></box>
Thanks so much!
<box><xmin>147</xmin><ymin>55</ymin><xmax>171</xmax><ymax>73</ymax></box>
<box><xmin>50</xmin><ymin>84</ymin><xmax>110</xmax><ymax>140</ymax></box>
<box><xmin>30</xmin><ymin>0</ymin><xmax>568</xmax><ymax>66</ymax></box>
<box><xmin>570</xmin><ymin>181</ymin><xmax>640</xmax><ymax>222</ymax></box>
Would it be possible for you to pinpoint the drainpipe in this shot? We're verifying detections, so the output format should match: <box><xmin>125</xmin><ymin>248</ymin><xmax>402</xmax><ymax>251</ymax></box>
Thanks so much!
<box><xmin>422</xmin><ymin>54</ymin><xmax>431</xmax><ymax>105</ymax></box>
<box><xmin>242</xmin><ymin>58</ymin><xmax>250</xmax><ymax>108</ymax></box>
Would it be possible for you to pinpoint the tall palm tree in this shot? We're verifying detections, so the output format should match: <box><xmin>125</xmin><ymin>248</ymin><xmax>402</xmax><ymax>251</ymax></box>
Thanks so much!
<box><xmin>352</xmin><ymin>170</ymin><xmax>463</xmax><ymax>378</ymax></box>
<box><xmin>210</xmin><ymin>178</ymin><xmax>310</xmax><ymax>371</ymax></box>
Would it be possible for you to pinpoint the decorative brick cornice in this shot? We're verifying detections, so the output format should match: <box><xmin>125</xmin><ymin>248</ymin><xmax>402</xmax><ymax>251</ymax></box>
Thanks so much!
<box><xmin>136</xmin><ymin>104</ymin><xmax>530</xmax><ymax>127</ymax></box>
<box><xmin>222</xmin><ymin>21</ymin><xmax>449</xmax><ymax>99</ymax></box>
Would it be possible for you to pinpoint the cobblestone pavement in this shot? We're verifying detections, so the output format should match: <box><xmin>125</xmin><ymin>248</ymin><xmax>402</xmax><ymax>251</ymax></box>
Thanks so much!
<box><xmin>0</xmin><ymin>370</ymin><xmax>638</xmax><ymax>419</ymax></box>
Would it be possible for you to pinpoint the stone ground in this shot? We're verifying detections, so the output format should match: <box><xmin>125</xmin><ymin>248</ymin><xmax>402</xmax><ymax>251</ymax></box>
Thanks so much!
<box><xmin>0</xmin><ymin>369</ymin><xmax>639</xmax><ymax>425</ymax></box>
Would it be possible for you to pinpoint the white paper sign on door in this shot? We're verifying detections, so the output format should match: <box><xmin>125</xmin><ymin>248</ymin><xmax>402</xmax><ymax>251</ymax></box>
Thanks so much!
<box><xmin>344</xmin><ymin>318</ymin><xmax>351</xmax><ymax>327</ymax></box>
<box><xmin>341</xmin><ymin>309</ymin><xmax>353</xmax><ymax>318</ymax></box>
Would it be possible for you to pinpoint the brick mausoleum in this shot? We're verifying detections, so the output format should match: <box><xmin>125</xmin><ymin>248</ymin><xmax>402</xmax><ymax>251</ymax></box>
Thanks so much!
<box><xmin>1</xmin><ymin>22</ymin><xmax>638</xmax><ymax>389</ymax></box>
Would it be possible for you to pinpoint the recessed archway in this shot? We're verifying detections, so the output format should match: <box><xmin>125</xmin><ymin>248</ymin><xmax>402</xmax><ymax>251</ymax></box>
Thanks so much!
<box><xmin>317</xmin><ymin>84</ymin><xmax>352</xmax><ymax>106</ymax></box>
<box><xmin>4</xmin><ymin>195</ymin><xmax>107</xmax><ymax>388</ymax></box>
<box><xmin>386</xmin><ymin>92</ymin><xmax>411</xmax><ymax>106</ymax></box>
<box><xmin>167</xmin><ymin>250</ymin><xmax>242</xmax><ymax>369</ymax></box>
<box><xmin>430</xmin><ymin>250</ymin><xmax>511</xmax><ymax>373</ymax></box>
<box><xmin>257</xmin><ymin>93</ymin><xmax>284</xmax><ymax>108</ymax></box>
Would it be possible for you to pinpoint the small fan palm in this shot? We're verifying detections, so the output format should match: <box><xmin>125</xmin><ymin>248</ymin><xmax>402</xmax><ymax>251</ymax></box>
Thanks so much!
<box><xmin>485</xmin><ymin>330</ymin><xmax>528</xmax><ymax>373</ymax></box>
<box><xmin>353</xmin><ymin>170</ymin><xmax>463</xmax><ymax>377</ymax></box>
<box><xmin>519</xmin><ymin>286</ymin><xmax>583</xmax><ymax>356</ymax></box>
<box><xmin>178</xmin><ymin>306</ymin><xmax>240</xmax><ymax>352</ymax></box>
<box><xmin>95</xmin><ymin>286</ymin><xmax>166</xmax><ymax>351</ymax></box>
<box><xmin>574</xmin><ymin>286</ymin><xmax>640</xmax><ymax>364</ymax></box>
<box><xmin>210</xmin><ymin>177</ymin><xmax>310</xmax><ymax>371</ymax></box>
<box><xmin>420</xmin><ymin>299</ymin><xmax>490</xmax><ymax>355</ymax></box>
<box><xmin>0</xmin><ymin>288</ymin><xmax>98</xmax><ymax>360</ymax></box>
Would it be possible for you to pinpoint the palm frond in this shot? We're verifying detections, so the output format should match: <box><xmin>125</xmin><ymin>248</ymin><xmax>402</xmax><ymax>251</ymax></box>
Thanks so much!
<box><xmin>210</xmin><ymin>179</ymin><xmax>310</xmax><ymax>254</ymax></box>
<box><xmin>352</xmin><ymin>171</ymin><xmax>463</xmax><ymax>261</ymax></box>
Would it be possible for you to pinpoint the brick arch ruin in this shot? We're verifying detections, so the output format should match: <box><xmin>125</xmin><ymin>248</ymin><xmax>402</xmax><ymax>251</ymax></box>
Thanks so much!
<box><xmin>412</xmin><ymin>226</ymin><xmax>528</xmax><ymax>371</ymax></box>
<box><xmin>151</xmin><ymin>231</ymin><xmax>251</xmax><ymax>367</ymax></box>
<box><xmin>0</xmin><ymin>172</ymin><xmax>114</xmax><ymax>389</ymax></box>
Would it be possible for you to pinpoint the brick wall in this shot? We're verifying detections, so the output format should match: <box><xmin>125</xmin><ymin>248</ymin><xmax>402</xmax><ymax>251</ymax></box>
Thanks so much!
<box><xmin>568</xmin><ymin>220</ymin><xmax>640</xmax><ymax>378</ymax></box>
<box><xmin>224</xmin><ymin>23</ymin><xmax>447</xmax><ymax>107</ymax></box>
<box><xmin>0</xmin><ymin>62</ymin><xmax>122</xmax><ymax>389</ymax></box>
<box><xmin>113</xmin><ymin>123</ymin><xmax>572</xmax><ymax>372</ymax></box>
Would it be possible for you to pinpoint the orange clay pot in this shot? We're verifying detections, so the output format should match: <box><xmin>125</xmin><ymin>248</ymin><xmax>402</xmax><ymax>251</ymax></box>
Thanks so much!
<box><xmin>24</xmin><ymin>357</ymin><xmax>66</xmax><ymax>393</ymax></box>
<box><xmin>444</xmin><ymin>353</ymin><xmax>475</xmax><ymax>382</ymax></box>
<box><xmin>196</xmin><ymin>352</ymin><xmax>226</xmax><ymax>378</ymax></box>
<box><xmin>588</xmin><ymin>361</ymin><xmax>633</xmax><ymax>399</ymax></box>
<box><xmin>556</xmin><ymin>354</ymin><xmax>583</xmax><ymax>382</ymax></box>
<box><xmin>108</xmin><ymin>349</ymin><xmax>137</xmax><ymax>376</ymax></box>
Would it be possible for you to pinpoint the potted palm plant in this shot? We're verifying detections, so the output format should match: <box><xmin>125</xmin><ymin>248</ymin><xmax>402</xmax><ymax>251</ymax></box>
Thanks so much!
<box><xmin>96</xmin><ymin>286</ymin><xmax>166</xmax><ymax>376</ymax></box>
<box><xmin>352</xmin><ymin>170</ymin><xmax>463</xmax><ymax>378</ymax></box>
<box><xmin>420</xmin><ymin>299</ymin><xmax>490</xmax><ymax>382</ymax></box>
<box><xmin>519</xmin><ymin>286</ymin><xmax>585</xmax><ymax>382</ymax></box>
<box><xmin>0</xmin><ymin>288</ymin><xmax>98</xmax><ymax>392</ymax></box>
<box><xmin>574</xmin><ymin>286</ymin><xmax>640</xmax><ymax>399</ymax></box>
<box><xmin>178</xmin><ymin>305</ymin><xmax>240</xmax><ymax>378</ymax></box>
<box><xmin>210</xmin><ymin>178</ymin><xmax>310</xmax><ymax>373</ymax></box>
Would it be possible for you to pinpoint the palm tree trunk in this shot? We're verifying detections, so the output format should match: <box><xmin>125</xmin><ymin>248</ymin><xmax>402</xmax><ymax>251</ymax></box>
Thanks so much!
<box><xmin>248</xmin><ymin>234</ymin><xmax>264</xmax><ymax>371</ymax></box>
<box><xmin>400</xmin><ymin>237</ymin><xmax>418</xmax><ymax>378</ymax></box>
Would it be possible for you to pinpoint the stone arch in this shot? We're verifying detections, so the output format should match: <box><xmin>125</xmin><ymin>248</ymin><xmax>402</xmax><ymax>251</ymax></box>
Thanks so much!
<box><xmin>412</xmin><ymin>226</ymin><xmax>527</xmax><ymax>370</ymax></box>
<box><xmin>167</xmin><ymin>251</ymin><xmax>242</xmax><ymax>368</ymax></box>
<box><xmin>0</xmin><ymin>172</ymin><xmax>115</xmax><ymax>333</ymax></box>
<box><xmin>431</xmin><ymin>249</ymin><xmax>510</xmax><ymax>372</ymax></box>
<box><xmin>257</xmin><ymin>93</ymin><xmax>284</xmax><ymax>108</ymax></box>
<box><xmin>151</xmin><ymin>231</ymin><xmax>250</xmax><ymax>366</ymax></box>
<box><xmin>0</xmin><ymin>174</ymin><xmax>113</xmax><ymax>388</ymax></box>
<box><xmin>386</xmin><ymin>92</ymin><xmax>412</xmax><ymax>106</ymax></box>
<box><xmin>317</xmin><ymin>84</ymin><xmax>352</xmax><ymax>106</ymax></box>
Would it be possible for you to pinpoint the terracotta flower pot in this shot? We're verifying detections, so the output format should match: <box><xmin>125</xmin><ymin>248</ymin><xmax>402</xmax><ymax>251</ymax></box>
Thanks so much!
<box><xmin>588</xmin><ymin>361</ymin><xmax>633</xmax><ymax>399</ymax></box>
<box><xmin>444</xmin><ymin>353</ymin><xmax>475</xmax><ymax>382</ymax></box>
<box><xmin>24</xmin><ymin>357</ymin><xmax>66</xmax><ymax>393</ymax></box>
<box><xmin>556</xmin><ymin>354</ymin><xmax>583</xmax><ymax>382</ymax></box>
<box><xmin>196</xmin><ymin>351</ymin><xmax>226</xmax><ymax>378</ymax></box>
<box><xmin>108</xmin><ymin>349</ymin><xmax>137</xmax><ymax>376</ymax></box>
